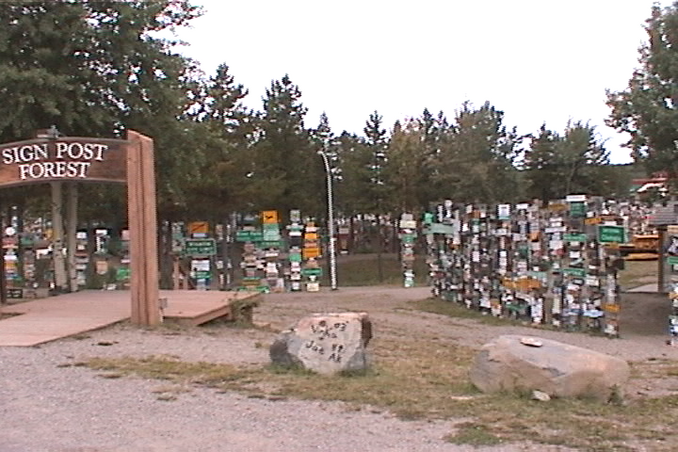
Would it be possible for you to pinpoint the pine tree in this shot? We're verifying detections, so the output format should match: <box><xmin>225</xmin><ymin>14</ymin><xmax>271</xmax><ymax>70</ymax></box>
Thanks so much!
<box><xmin>363</xmin><ymin>110</ymin><xmax>389</xmax><ymax>213</ymax></box>
<box><xmin>252</xmin><ymin>75</ymin><xmax>316</xmax><ymax>218</ymax></box>
<box><xmin>437</xmin><ymin>101</ymin><xmax>521</xmax><ymax>203</ymax></box>
<box><xmin>607</xmin><ymin>3</ymin><xmax>678</xmax><ymax>184</ymax></box>
<box><xmin>0</xmin><ymin>0</ymin><xmax>204</xmax><ymax>219</ymax></box>
<box><xmin>524</xmin><ymin>125</ymin><xmax>561</xmax><ymax>202</ymax></box>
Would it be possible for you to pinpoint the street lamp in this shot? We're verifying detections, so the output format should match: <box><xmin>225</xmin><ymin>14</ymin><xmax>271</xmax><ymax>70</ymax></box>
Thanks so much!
<box><xmin>318</xmin><ymin>149</ymin><xmax>338</xmax><ymax>290</ymax></box>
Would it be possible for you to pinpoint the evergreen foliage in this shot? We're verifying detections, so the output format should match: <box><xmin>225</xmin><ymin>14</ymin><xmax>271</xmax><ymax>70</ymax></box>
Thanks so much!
<box><xmin>607</xmin><ymin>2</ymin><xmax>678</xmax><ymax>184</ymax></box>
<box><xmin>0</xmin><ymin>0</ymin><xmax>647</xmax><ymax>228</ymax></box>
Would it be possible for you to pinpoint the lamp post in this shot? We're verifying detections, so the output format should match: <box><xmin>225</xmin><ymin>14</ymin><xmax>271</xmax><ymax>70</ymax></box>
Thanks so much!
<box><xmin>318</xmin><ymin>149</ymin><xmax>338</xmax><ymax>290</ymax></box>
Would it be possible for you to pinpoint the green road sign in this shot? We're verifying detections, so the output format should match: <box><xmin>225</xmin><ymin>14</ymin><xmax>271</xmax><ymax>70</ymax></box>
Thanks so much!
<box><xmin>569</xmin><ymin>201</ymin><xmax>586</xmax><ymax>218</ymax></box>
<box><xmin>185</xmin><ymin>238</ymin><xmax>216</xmax><ymax>256</ymax></box>
<box><xmin>563</xmin><ymin>233</ymin><xmax>587</xmax><ymax>242</ymax></box>
<box><xmin>116</xmin><ymin>267</ymin><xmax>130</xmax><ymax>281</ymax></box>
<box><xmin>598</xmin><ymin>225</ymin><xmax>626</xmax><ymax>243</ymax></box>
<box><xmin>563</xmin><ymin>268</ymin><xmax>586</xmax><ymax>278</ymax></box>
<box><xmin>236</xmin><ymin>230</ymin><xmax>263</xmax><ymax>242</ymax></box>
<box><xmin>193</xmin><ymin>270</ymin><xmax>211</xmax><ymax>279</ymax></box>
<box><xmin>301</xmin><ymin>268</ymin><xmax>323</xmax><ymax>277</ymax></box>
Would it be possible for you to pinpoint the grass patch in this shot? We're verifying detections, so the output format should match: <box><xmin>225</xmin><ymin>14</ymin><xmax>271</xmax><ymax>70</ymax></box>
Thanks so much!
<box><xmin>412</xmin><ymin>297</ymin><xmax>530</xmax><ymax>327</ymax></box>
<box><xmin>0</xmin><ymin>312</ymin><xmax>21</xmax><ymax>320</ymax></box>
<box><xmin>318</xmin><ymin>253</ymin><xmax>429</xmax><ymax>286</ymax></box>
<box><xmin>77</xmin><ymin>334</ymin><xmax>678</xmax><ymax>450</ymax></box>
<box><xmin>445</xmin><ymin>422</ymin><xmax>503</xmax><ymax>446</ymax></box>
<box><xmin>618</xmin><ymin>260</ymin><xmax>657</xmax><ymax>290</ymax></box>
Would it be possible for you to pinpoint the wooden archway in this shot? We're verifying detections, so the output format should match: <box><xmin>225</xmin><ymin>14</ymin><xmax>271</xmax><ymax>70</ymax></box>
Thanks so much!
<box><xmin>0</xmin><ymin>130</ymin><xmax>160</xmax><ymax>326</ymax></box>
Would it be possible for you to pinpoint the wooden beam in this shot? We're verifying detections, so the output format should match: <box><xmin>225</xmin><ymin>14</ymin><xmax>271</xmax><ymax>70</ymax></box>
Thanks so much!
<box><xmin>66</xmin><ymin>183</ymin><xmax>78</xmax><ymax>292</ymax></box>
<box><xmin>127</xmin><ymin>131</ymin><xmax>160</xmax><ymax>326</ymax></box>
<box><xmin>51</xmin><ymin>181</ymin><xmax>67</xmax><ymax>292</ymax></box>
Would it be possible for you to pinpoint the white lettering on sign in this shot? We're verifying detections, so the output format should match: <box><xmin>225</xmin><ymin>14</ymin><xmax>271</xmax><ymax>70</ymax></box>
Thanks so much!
<box><xmin>55</xmin><ymin>142</ymin><xmax>108</xmax><ymax>161</ymax></box>
<box><xmin>2</xmin><ymin>144</ymin><xmax>48</xmax><ymax>164</ymax></box>
<box><xmin>19</xmin><ymin>161</ymin><xmax>90</xmax><ymax>180</ymax></box>
<box><xmin>1</xmin><ymin>141</ymin><xmax>111</xmax><ymax>182</ymax></box>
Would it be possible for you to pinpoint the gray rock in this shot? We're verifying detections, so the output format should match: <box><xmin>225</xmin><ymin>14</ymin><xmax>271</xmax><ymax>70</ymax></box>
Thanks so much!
<box><xmin>531</xmin><ymin>390</ymin><xmax>551</xmax><ymax>402</ymax></box>
<box><xmin>469</xmin><ymin>335</ymin><xmax>630</xmax><ymax>402</ymax></box>
<box><xmin>269</xmin><ymin>312</ymin><xmax>372</xmax><ymax>375</ymax></box>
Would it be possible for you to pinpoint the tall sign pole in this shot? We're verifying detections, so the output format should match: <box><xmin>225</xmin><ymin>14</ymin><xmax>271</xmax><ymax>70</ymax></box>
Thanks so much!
<box><xmin>318</xmin><ymin>150</ymin><xmax>338</xmax><ymax>290</ymax></box>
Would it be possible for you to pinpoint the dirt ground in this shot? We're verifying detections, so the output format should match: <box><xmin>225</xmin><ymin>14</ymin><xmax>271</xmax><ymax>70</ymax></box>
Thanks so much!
<box><xmin>2</xmin><ymin>284</ymin><xmax>677</xmax><ymax>452</ymax></box>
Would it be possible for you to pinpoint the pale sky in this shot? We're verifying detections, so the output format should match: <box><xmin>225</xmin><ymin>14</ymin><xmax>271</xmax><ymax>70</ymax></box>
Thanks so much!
<box><xmin>173</xmin><ymin>0</ymin><xmax>669</xmax><ymax>164</ymax></box>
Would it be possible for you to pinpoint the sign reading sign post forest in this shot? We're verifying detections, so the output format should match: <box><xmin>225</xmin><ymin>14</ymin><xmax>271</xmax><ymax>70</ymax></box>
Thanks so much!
<box><xmin>0</xmin><ymin>137</ymin><xmax>127</xmax><ymax>187</ymax></box>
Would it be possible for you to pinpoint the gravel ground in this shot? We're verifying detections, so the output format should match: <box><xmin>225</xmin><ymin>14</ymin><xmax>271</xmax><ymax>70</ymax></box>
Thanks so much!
<box><xmin>1</xmin><ymin>286</ymin><xmax>674</xmax><ymax>452</ymax></box>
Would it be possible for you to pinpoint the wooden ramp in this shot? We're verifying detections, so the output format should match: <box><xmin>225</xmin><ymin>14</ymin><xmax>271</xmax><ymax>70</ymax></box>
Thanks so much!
<box><xmin>0</xmin><ymin>290</ymin><xmax>260</xmax><ymax>347</ymax></box>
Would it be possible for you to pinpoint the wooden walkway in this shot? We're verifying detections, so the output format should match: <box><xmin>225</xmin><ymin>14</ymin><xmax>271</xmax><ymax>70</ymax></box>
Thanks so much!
<box><xmin>0</xmin><ymin>290</ymin><xmax>261</xmax><ymax>347</ymax></box>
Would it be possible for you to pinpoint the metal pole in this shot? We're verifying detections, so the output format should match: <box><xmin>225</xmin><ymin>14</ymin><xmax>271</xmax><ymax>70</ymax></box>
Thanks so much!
<box><xmin>319</xmin><ymin>150</ymin><xmax>338</xmax><ymax>290</ymax></box>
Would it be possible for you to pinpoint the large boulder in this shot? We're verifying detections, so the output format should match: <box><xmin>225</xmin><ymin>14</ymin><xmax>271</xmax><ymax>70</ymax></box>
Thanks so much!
<box><xmin>269</xmin><ymin>312</ymin><xmax>372</xmax><ymax>375</ymax></box>
<box><xmin>469</xmin><ymin>335</ymin><xmax>630</xmax><ymax>401</ymax></box>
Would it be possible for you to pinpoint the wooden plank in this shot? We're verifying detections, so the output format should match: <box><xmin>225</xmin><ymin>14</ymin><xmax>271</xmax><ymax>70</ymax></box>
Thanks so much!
<box><xmin>126</xmin><ymin>131</ymin><xmax>160</xmax><ymax>326</ymax></box>
<box><xmin>0</xmin><ymin>290</ymin><xmax>260</xmax><ymax>346</ymax></box>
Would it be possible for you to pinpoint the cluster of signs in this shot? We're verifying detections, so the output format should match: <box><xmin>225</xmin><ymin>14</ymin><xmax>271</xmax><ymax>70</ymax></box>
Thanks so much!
<box><xmin>424</xmin><ymin>196</ymin><xmax>625</xmax><ymax>336</ymax></box>
<box><xmin>398</xmin><ymin>213</ymin><xmax>417</xmax><ymax>288</ymax></box>
<box><xmin>180</xmin><ymin>221</ymin><xmax>217</xmax><ymax>289</ymax></box>
<box><xmin>234</xmin><ymin>210</ymin><xmax>324</xmax><ymax>293</ymax></box>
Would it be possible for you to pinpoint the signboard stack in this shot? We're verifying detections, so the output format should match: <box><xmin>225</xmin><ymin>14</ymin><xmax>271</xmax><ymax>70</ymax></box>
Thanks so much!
<box><xmin>399</xmin><ymin>213</ymin><xmax>417</xmax><ymax>288</ymax></box>
<box><xmin>261</xmin><ymin>210</ymin><xmax>283</xmax><ymax>292</ymax></box>
<box><xmin>237</xmin><ymin>214</ymin><xmax>266</xmax><ymax>293</ymax></box>
<box><xmin>302</xmin><ymin>258</ymin><xmax>322</xmax><ymax>292</ymax></box>
<box><xmin>303</xmin><ymin>221</ymin><xmax>321</xmax><ymax>291</ymax></box>
<box><xmin>425</xmin><ymin>196</ymin><xmax>626</xmax><ymax>337</ymax></box>
<box><xmin>185</xmin><ymin>222</ymin><xmax>216</xmax><ymax>290</ymax></box>
<box><xmin>287</xmin><ymin>210</ymin><xmax>303</xmax><ymax>291</ymax></box>
<box><xmin>338</xmin><ymin>224</ymin><xmax>350</xmax><ymax>255</ymax></box>
<box><xmin>666</xmin><ymin>225</ymin><xmax>678</xmax><ymax>345</ymax></box>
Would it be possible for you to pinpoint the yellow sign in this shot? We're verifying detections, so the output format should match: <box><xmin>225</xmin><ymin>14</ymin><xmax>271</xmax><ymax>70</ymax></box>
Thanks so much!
<box><xmin>188</xmin><ymin>221</ymin><xmax>209</xmax><ymax>235</ymax></box>
<box><xmin>585</xmin><ymin>217</ymin><xmax>602</xmax><ymax>225</ymax></box>
<box><xmin>603</xmin><ymin>303</ymin><xmax>620</xmax><ymax>313</ymax></box>
<box><xmin>503</xmin><ymin>277</ymin><xmax>542</xmax><ymax>291</ymax></box>
<box><xmin>262</xmin><ymin>210</ymin><xmax>278</xmax><ymax>224</ymax></box>
<box><xmin>303</xmin><ymin>247</ymin><xmax>320</xmax><ymax>259</ymax></box>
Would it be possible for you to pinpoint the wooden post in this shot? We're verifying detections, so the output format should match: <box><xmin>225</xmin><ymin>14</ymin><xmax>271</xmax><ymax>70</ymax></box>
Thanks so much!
<box><xmin>66</xmin><ymin>183</ymin><xmax>79</xmax><ymax>292</ymax></box>
<box><xmin>127</xmin><ymin>131</ymin><xmax>160</xmax><ymax>326</ymax></box>
<box><xmin>51</xmin><ymin>181</ymin><xmax>67</xmax><ymax>292</ymax></box>
<box><xmin>659</xmin><ymin>225</ymin><xmax>668</xmax><ymax>294</ymax></box>
<box><xmin>173</xmin><ymin>256</ymin><xmax>180</xmax><ymax>290</ymax></box>
<box><xmin>0</xmin><ymin>197</ymin><xmax>6</xmax><ymax>305</ymax></box>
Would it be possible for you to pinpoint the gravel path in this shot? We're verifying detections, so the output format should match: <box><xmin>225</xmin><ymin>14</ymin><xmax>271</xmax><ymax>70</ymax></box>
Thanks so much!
<box><xmin>1</xmin><ymin>286</ymin><xmax>672</xmax><ymax>452</ymax></box>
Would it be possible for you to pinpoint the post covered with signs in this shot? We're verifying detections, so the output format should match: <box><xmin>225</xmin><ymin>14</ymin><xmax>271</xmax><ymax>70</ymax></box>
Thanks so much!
<box><xmin>126</xmin><ymin>131</ymin><xmax>160</xmax><ymax>326</ymax></box>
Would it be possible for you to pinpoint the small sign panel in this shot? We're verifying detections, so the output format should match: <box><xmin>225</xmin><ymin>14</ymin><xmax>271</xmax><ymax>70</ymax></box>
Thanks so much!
<box><xmin>188</xmin><ymin>221</ymin><xmax>209</xmax><ymax>237</ymax></box>
<box><xmin>185</xmin><ymin>238</ymin><xmax>217</xmax><ymax>256</ymax></box>
<box><xmin>262</xmin><ymin>210</ymin><xmax>278</xmax><ymax>224</ymax></box>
